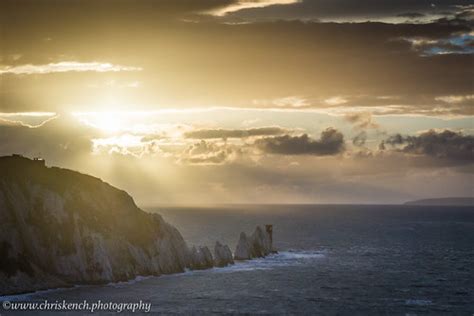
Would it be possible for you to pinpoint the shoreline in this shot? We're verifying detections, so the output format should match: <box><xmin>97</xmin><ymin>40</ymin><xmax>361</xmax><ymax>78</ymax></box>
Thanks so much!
<box><xmin>0</xmin><ymin>250</ymin><xmax>327</xmax><ymax>299</ymax></box>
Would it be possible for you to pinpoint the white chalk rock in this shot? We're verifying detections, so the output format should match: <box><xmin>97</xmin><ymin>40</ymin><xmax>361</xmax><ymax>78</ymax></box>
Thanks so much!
<box><xmin>234</xmin><ymin>226</ymin><xmax>274</xmax><ymax>260</ymax></box>
<box><xmin>188</xmin><ymin>246</ymin><xmax>214</xmax><ymax>270</ymax></box>
<box><xmin>214</xmin><ymin>241</ymin><xmax>234</xmax><ymax>267</ymax></box>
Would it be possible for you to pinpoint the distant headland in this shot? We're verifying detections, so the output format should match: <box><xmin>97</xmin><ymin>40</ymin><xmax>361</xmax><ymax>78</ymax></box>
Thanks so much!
<box><xmin>404</xmin><ymin>197</ymin><xmax>474</xmax><ymax>206</ymax></box>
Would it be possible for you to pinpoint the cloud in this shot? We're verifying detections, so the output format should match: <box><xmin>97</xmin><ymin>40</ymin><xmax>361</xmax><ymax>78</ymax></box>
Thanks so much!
<box><xmin>252</xmin><ymin>96</ymin><xmax>309</xmax><ymax>108</ymax></box>
<box><xmin>0</xmin><ymin>113</ymin><xmax>472</xmax><ymax>204</ymax></box>
<box><xmin>0</xmin><ymin>114</ymin><xmax>96</xmax><ymax>164</ymax></box>
<box><xmin>384</xmin><ymin>129</ymin><xmax>474</xmax><ymax>162</ymax></box>
<box><xmin>352</xmin><ymin>131</ymin><xmax>368</xmax><ymax>147</ymax></box>
<box><xmin>181</xmin><ymin>140</ymin><xmax>238</xmax><ymax>165</ymax></box>
<box><xmin>255</xmin><ymin>128</ymin><xmax>345</xmax><ymax>155</ymax></box>
<box><xmin>2</xmin><ymin>15</ymin><xmax>472</xmax><ymax>116</ymax></box>
<box><xmin>344</xmin><ymin>112</ymin><xmax>379</xmax><ymax>129</ymax></box>
<box><xmin>208</xmin><ymin>0</ymin><xmax>300</xmax><ymax>16</ymax></box>
<box><xmin>435</xmin><ymin>94</ymin><xmax>473</xmax><ymax>104</ymax></box>
<box><xmin>397</xmin><ymin>12</ymin><xmax>426</xmax><ymax>19</ymax></box>
<box><xmin>221</xmin><ymin>0</ymin><xmax>472</xmax><ymax>23</ymax></box>
<box><xmin>0</xmin><ymin>112</ymin><xmax>58</xmax><ymax>128</ymax></box>
<box><xmin>324</xmin><ymin>96</ymin><xmax>348</xmax><ymax>106</ymax></box>
<box><xmin>186</xmin><ymin>151</ymin><xmax>229</xmax><ymax>164</ymax></box>
<box><xmin>0</xmin><ymin>61</ymin><xmax>142</xmax><ymax>75</ymax></box>
<box><xmin>0</xmin><ymin>0</ymin><xmax>238</xmax><ymax>21</ymax></box>
<box><xmin>402</xmin><ymin>32</ymin><xmax>474</xmax><ymax>56</ymax></box>
<box><xmin>184</xmin><ymin>126</ymin><xmax>288</xmax><ymax>139</ymax></box>
<box><xmin>91</xmin><ymin>134</ymin><xmax>155</xmax><ymax>157</ymax></box>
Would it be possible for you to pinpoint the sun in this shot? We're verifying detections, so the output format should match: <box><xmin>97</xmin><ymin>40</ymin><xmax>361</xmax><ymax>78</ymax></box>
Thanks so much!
<box><xmin>94</xmin><ymin>113</ymin><xmax>123</xmax><ymax>132</ymax></box>
<box><xmin>74</xmin><ymin>111</ymin><xmax>125</xmax><ymax>133</ymax></box>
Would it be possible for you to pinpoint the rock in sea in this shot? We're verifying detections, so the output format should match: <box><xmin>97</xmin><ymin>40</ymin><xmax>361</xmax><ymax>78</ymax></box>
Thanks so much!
<box><xmin>234</xmin><ymin>226</ymin><xmax>274</xmax><ymax>260</ymax></box>
<box><xmin>214</xmin><ymin>241</ymin><xmax>234</xmax><ymax>267</ymax></box>
<box><xmin>188</xmin><ymin>246</ymin><xmax>214</xmax><ymax>270</ymax></box>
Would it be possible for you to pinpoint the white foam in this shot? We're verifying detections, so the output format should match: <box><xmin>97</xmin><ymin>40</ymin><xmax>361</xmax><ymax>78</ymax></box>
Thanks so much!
<box><xmin>162</xmin><ymin>250</ymin><xmax>325</xmax><ymax>277</ymax></box>
<box><xmin>208</xmin><ymin>250</ymin><xmax>326</xmax><ymax>274</ymax></box>
<box><xmin>277</xmin><ymin>250</ymin><xmax>326</xmax><ymax>260</ymax></box>
<box><xmin>405</xmin><ymin>299</ymin><xmax>432</xmax><ymax>306</ymax></box>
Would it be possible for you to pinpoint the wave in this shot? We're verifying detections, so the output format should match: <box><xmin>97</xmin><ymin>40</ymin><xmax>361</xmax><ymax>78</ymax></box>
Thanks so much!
<box><xmin>405</xmin><ymin>299</ymin><xmax>433</xmax><ymax>306</ymax></box>
<box><xmin>183</xmin><ymin>250</ymin><xmax>326</xmax><ymax>275</ymax></box>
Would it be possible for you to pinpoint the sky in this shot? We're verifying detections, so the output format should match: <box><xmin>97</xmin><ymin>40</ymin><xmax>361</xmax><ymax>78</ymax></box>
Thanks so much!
<box><xmin>0</xmin><ymin>0</ymin><xmax>473</xmax><ymax>205</ymax></box>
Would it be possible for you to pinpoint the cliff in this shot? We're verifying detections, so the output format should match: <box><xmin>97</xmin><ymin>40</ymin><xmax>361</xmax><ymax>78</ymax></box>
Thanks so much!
<box><xmin>404</xmin><ymin>197</ymin><xmax>474</xmax><ymax>206</ymax></box>
<box><xmin>0</xmin><ymin>155</ymin><xmax>193</xmax><ymax>295</ymax></box>
<box><xmin>0</xmin><ymin>155</ymin><xmax>275</xmax><ymax>296</ymax></box>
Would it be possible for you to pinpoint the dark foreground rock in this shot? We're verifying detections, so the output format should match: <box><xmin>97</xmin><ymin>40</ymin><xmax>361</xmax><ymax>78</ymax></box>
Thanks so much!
<box><xmin>0</xmin><ymin>155</ymin><xmax>276</xmax><ymax>295</ymax></box>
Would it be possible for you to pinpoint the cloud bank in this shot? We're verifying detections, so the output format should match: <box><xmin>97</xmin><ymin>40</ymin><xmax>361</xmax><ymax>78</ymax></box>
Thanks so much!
<box><xmin>0</xmin><ymin>62</ymin><xmax>142</xmax><ymax>75</ymax></box>
<box><xmin>255</xmin><ymin>128</ymin><xmax>345</xmax><ymax>156</ymax></box>
<box><xmin>184</xmin><ymin>127</ymin><xmax>288</xmax><ymax>139</ymax></box>
<box><xmin>384</xmin><ymin>129</ymin><xmax>474</xmax><ymax>162</ymax></box>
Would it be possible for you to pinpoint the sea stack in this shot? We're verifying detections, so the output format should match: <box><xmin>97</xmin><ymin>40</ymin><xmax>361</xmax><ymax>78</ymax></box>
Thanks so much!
<box><xmin>188</xmin><ymin>246</ymin><xmax>214</xmax><ymax>270</ymax></box>
<box><xmin>213</xmin><ymin>241</ymin><xmax>234</xmax><ymax>267</ymax></box>
<box><xmin>234</xmin><ymin>226</ymin><xmax>275</xmax><ymax>260</ymax></box>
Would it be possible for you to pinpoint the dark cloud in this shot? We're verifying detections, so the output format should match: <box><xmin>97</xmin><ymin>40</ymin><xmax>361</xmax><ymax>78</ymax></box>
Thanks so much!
<box><xmin>184</xmin><ymin>127</ymin><xmax>288</xmax><ymax>139</ymax></box>
<box><xmin>0</xmin><ymin>0</ymin><xmax>235</xmax><ymax>20</ymax></box>
<box><xmin>384</xmin><ymin>129</ymin><xmax>474</xmax><ymax>161</ymax></box>
<box><xmin>255</xmin><ymin>128</ymin><xmax>345</xmax><ymax>156</ymax></box>
<box><xmin>224</xmin><ymin>0</ymin><xmax>472</xmax><ymax>22</ymax></box>
<box><xmin>1</xmin><ymin>0</ymin><xmax>473</xmax><ymax>116</ymax></box>
<box><xmin>455</xmin><ymin>7</ymin><xmax>474</xmax><ymax>20</ymax></box>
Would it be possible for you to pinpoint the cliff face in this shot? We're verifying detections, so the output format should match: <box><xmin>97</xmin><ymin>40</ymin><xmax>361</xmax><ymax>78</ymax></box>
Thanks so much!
<box><xmin>0</xmin><ymin>156</ymin><xmax>190</xmax><ymax>295</ymax></box>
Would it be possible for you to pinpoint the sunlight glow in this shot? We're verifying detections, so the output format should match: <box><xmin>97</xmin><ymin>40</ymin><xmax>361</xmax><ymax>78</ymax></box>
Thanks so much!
<box><xmin>94</xmin><ymin>113</ymin><xmax>123</xmax><ymax>132</ymax></box>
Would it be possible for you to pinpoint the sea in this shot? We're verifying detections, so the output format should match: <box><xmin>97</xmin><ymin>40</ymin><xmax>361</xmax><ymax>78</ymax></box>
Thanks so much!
<box><xmin>2</xmin><ymin>205</ymin><xmax>473</xmax><ymax>315</ymax></box>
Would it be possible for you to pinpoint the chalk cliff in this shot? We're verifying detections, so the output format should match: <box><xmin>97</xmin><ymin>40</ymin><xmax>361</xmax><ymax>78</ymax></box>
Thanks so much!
<box><xmin>0</xmin><ymin>155</ymin><xmax>275</xmax><ymax>296</ymax></box>
<box><xmin>0</xmin><ymin>155</ymin><xmax>194</xmax><ymax>295</ymax></box>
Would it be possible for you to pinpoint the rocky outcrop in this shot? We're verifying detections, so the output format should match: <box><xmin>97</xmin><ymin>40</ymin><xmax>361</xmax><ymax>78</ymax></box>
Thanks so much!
<box><xmin>188</xmin><ymin>246</ymin><xmax>214</xmax><ymax>270</ymax></box>
<box><xmin>234</xmin><ymin>226</ymin><xmax>274</xmax><ymax>260</ymax></box>
<box><xmin>0</xmin><ymin>155</ymin><xmax>276</xmax><ymax>295</ymax></box>
<box><xmin>214</xmin><ymin>241</ymin><xmax>234</xmax><ymax>267</ymax></box>
<box><xmin>234</xmin><ymin>232</ymin><xmax>252</xmax><ymax>260</ymax></box>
